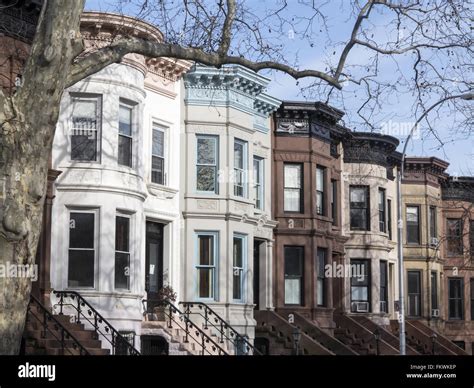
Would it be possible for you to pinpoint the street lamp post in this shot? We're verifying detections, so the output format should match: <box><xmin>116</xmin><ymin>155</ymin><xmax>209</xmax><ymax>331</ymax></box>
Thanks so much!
<box><xmin>374</xmin><ymin>328</ymin><xmax>381</xmax><ymax>356</ymax></box>
<box><xmin>396</xmin><ymin>92</ymin><xmax>473</xmax><ymax>356</ymax></box>
<box><xmin>292</xmin><ymin>326</ymin><xmax>301</xmax><ymax>356</ymax></box>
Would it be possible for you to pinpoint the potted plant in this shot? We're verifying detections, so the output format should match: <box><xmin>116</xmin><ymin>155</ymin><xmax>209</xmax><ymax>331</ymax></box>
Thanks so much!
<box><xmin>153</xmin><ymin>285</ymin><xmax>177</xmax><ymax>321</ymax></box>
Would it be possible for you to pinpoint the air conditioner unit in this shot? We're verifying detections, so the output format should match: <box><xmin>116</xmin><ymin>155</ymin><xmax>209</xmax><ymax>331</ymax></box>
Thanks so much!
<box><xmin>352</xmin><ymin>302</ymin><xmax>369</xmax><ymax>313</ymax></box>
<box><xmin>430</xmin><ymin>237</ymin><xmax>439</xmax><ymax>246</ymax></box>
<box><xmin>431</xmin><ymin>309</ymin><xmax>440</xmax><ymax>317</ymax></box>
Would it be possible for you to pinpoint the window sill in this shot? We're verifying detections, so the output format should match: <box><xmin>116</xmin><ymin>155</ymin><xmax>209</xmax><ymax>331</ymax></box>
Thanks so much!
<box><xmin>147</xmin><ymin>183</ymin><xmax>178</xmax><ymax>199</ymax></box>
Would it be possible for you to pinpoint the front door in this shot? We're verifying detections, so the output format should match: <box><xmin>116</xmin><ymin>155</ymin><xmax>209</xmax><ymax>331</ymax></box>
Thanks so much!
<box><xmin>145</xmin><ymin>221</ymin><xmax>164</xmax><ymax>301</ymax></box>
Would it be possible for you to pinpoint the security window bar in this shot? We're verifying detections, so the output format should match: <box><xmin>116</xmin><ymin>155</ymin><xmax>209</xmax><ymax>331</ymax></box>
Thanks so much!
<box><xmin>151</xmin><ymin>125</ymin><xmax>166</xmax><ymax>185</ymax></box>
<box><xmin>118</xmin><ymin>103</ymin><xmax>133</xmax><ymax>167</ymax></box>
<box><xmin>68</xmin><ymin>212</ymin><xmax>95</xmax><ymax>288</ymax></box>
<box><xmin>196</xmin><ymin>135</ymin><xmax>218</xmax><ymax>193</ymax></box>
<box><xmin>71</xmin><ymin>96</ymin><xmax>100</xmax><ymax>162</ymax></box>
<box><xmin>115</xmin><ymin>216</ymin><xmax>130</xmax><ymax>290</ymax></box>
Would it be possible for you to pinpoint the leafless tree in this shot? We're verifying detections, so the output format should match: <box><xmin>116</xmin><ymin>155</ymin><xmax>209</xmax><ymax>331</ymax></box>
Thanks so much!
<box><xmin>0</xmin><ymin>0</ymin><xmax>471</xmax><ymax>354</ymax></box>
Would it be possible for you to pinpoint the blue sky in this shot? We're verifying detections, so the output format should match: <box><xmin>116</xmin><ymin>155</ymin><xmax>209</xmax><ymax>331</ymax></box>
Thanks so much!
<box><xmin>85</xmin><ymin>0</ymin><xmax>473</xmax><ymax>175</ymax></box>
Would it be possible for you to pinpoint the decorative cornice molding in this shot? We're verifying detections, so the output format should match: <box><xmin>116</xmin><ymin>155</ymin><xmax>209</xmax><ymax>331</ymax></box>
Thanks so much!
<box><xmin>441</xmin><ymin>176</ymin><xmax>474</xmax><ymax>203</ymax></box>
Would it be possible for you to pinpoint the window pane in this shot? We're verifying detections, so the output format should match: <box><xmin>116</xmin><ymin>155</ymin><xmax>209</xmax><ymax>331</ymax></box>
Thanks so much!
<box><xmin>284</xmin><ymin>279</ymin><xmax>301</xmax><ymax>305</ymax></box>
<box><xmin>115</xmin><ymin>216</ymin><xmax>129</xmax><ymax>252</ymax></box>
<box><xmin>233</xmin><ymin>269</ymin><xmax>242</xmax><ymax>300</ymax></box>
<box><xmin>118</xmin><ymin>135</ymin><xmax>132</xmax><ymax>167</ymax></box>
<box><xmin>119</xmin><ymin>105</ymin><xmax>132</xmax><ymax>136</ymax></box>
<box><xmin>350</xmin><ymin>187</ymin><xmax>366</xmax><ymax>204</ymax></box>
<box><xmin>72</xmin><ymin>100</ymin><xmax>97</xmax><ymax>130</ymax></box>
<box><xmin>234</xmin><ymin>141</ymin><xmax>244</xmax><ymax>169</ymax></box>
<box><xmin>316</xmin><ymin>167</ymin><xmax>324</xmax><ymax>191</ymax></box>
<box><xmin>284</xmin><ymin>164</ymin><xmax>301</xmax><ymax>188</ymax></box>
<box><xmin>71</xmin><ymin>135</ymin><xmax>97</xmax><ymax>161</ymax></box>
<box><xmin>197</xmin><ymin>137</ymin><xmax>216</xmax><ymax>164</ymax></box>
<box><xmin>152</xmin><ymin>128</ymin><xmax>164</xmax><ymax>157</ymax></box>
<box><xmin>284</xmin><ymin>189</ymin><xmax>300</xmax><ymax>212</ymax></box>
<box><xmin>350</xmin><ymin>208</ymin><xmax>366</xmax><ymax>230</ymax></box>
<box><xmin>152</xmin><ymin>156</ymin><xmax>164</xmax><ymax>184</ymax></box>
<box><xmin>68</xmin><ymin>250</ymin><xmax>94</xmax><ymax>287</ymax></box>
<box><xmin>233</xmin><ymin>238</ymin><xmax>243</xmax><ymax>267</ymax></box>
<box><xmin>199</xmin><ymin>236</ymin><xmax>214</xmax><ymax>266</ymax></box>
<box><xmin>406</xmin><ymin>206</ymin><xmax>418</xmax><ymax>222</ymax></box>
<box><xmin>115</xmin><ymin>252</ymin><xmax>130</xmax><ymax>289</ymax></box>
<box><xmin>284</xmin><ymin>247</ymin><xmax>303</xmax><ymax>276</ymax></box>
<box><xmin>69</xmin><ymin>213</ymin><xmax>94</xmax><ymax>248</ymax></box>
<box><xmin>197</xmin><ymin>166</ymin><xmax>216</xmax><ymax>192</ymax></box>
<box><xmin>198</xmin><ymin>268</ymin><xmax>213</xmax><ymax>298</ymax></box>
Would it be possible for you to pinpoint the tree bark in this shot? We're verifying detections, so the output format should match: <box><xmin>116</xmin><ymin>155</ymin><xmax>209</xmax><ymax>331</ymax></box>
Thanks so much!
<box><xmin>0</xmin><ymin>0</ymin><xmax>85</xmax><ymax>355</ymax></box>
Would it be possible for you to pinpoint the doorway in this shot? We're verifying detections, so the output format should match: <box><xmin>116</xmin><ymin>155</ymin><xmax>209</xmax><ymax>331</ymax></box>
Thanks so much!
<box><xmin>145</xmin><ymin>221</ymin><xmax>164</xmax><ymax>301</ymax></box>
<box><xmin>253</xmin><ymin>239</ymin><xmax>264</xmax><ymax>310</ymax></box>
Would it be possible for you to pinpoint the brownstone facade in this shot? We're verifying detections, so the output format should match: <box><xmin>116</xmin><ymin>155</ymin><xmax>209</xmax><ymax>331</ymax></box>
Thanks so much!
<box><xmin>271</xmin><ymin>101</ymin><xmax>347</xmax><ymax>330</ymax></box>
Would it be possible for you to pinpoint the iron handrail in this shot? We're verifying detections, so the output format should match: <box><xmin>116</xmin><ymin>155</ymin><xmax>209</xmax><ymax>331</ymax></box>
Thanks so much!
<box><xmin>142</xmin><ymin>299</ymin><xmax>228</xmax><ymax>356</ymax></box>
<box><xmin>180</xmin><ymin>301</ymin><xmax>261</xmax><ymax>355</ymax></box>
<box><xmin>53</xmin><ymin>290</ymin><xmax>140</xmax><ymax>355</ymax></box>
<box><xmin>27</xmin><ymin>294</ymin><xmax>90</xmax><ymax>355</ymax></box>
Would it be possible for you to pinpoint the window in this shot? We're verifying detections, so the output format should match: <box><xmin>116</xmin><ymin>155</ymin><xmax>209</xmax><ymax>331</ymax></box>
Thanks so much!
<box><xmin>284</xmin><ymin>246</ymin><xmax>304</xmax><ymax>305</ymax></box>
<box><xmin>151</xmin><ymin>125</ymin><xmax>166</xmax><ymax>185</ymax></box>
<box><xmin>471</xmin><ymin>279</ymin><xmax>474</xmax><ymax>321</ymax></box>
<box><xmin>380</xmin><ymin>261</ymin><xmax>388</xmax><ymax>313</ymax></box>
<box><xmin>316</xmin><ymin>167</ymin><xmax>325</xmax><ymax>215</ymax></box>
<box><xmin>407</xmin><ymin>271</ymin><xmax>421</xmax><ymax>317</ymax></box>
<box><xmin>452</xmin><ymin>341</ymin><xmax>465</xmax><ymax>350</ymax></box>
<box><xmin>431</xmin><ymin>271</ymin><xmax>438</xmax><ymax>311</ymax></box>
<box><xmin>233</xmin><ymin>235</ymin><xmax>246</xmax><ymax>301</ymax></box>
<box><xmin>379</xmin><ymin>189</ymin><xmax>386</xmax><ymax>233</ymax></box>
<box><xmin>118</xmin><ymin>103</ymin><xmax>133</xmax><ymax>167</ymax></box>
<box><xmin>284</xmin><ymin>164</ymin><xmax>303</xmax><ymax>212</ymax></box>
<box><xmin>317</xmin><ymin>249</ymin><xmax>327</xmax><ymax>307</ymax></box>
<box><xmin>68</xmin><ymin>211</ymin><xmax>96</xmax><ymax>288</ymax></box>
<box><xmin>115</xmin><ymin>216</ymin><xmax>130</xmax><ymax>290</ymax></box>
<box><xmin>253</xmin><ymin>157</ymin><xmax>264</xmax><ymax>210</ymax></box>
<box><xmin>350</xmin><ymin>259</ymin><xmax>370</xmax><ymax>312</ymax></box>
<box><xmin>448</xmin><ymin>278</ymin><xmax>463</xmax><ymax>320</ymax></box>
<box><xmin>447</xmin><ymin>219</ymin><xmax>463</xmax><ymax>256</ymax></box>
<box><xmin>115</xmin><ymin>331</ymin><xmax>135</xmax><ymax>355</ymax></box>
<box><xmin>387</xmin><ymin>199</ymin><xmax>392</xmax><ymax>240</ymax></box>
<box><xmin>196</xmin><ymin>233</ymin><xmax>217</xmax><ymax>299</ymax></box>
<box><xmin>196</xmin><ymin>136</ymin><xmax>218</xmax><ymax>193</ymax></box>
<box><xmin>71</xmin><ymin>95</ymin><xmax>100</xmax><ymax>161</ymax></box>
<box><xmin>234</xmin><ymin>139</ymin><xmax>247</xmax><ymax>197</ymax></box>
<box><xmin>350</xmin><ymin>186</ymin><xmax>370</xmax><ymax>230</ymax></box>
<box><xmin>406</xmin><ymin>206</ymin><xmax>420</xmax><ymax>244</ymax></box>
<box><xmin>331</xmin><ymin>180</ymin><xmax>337</xmax><ymax>224</ymax></box>
<box><xmin>429</xmin><ymin>206</ymin><xmax>437</xmax><ymax>242</ymax></box>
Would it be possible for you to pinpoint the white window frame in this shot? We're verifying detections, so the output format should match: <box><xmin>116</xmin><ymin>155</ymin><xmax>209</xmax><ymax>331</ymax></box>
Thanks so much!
<box><xmin>151</xmin><ymin>123</ymin><xmax>168</xmax><ymax>186</ymax></box>
<box><xmin>233</xmin><ymin>234</ymin><xmax>247</xmax><ymax>302</ymax></box>
<box><xmin>284</xmin><ymin>163</ymin><xmax>302</xmax><ymax>212</ymax></box>
<box><xmin>253</xmin><ymin>156</ymin><xmax>264</xmax><ymax>210</ymax></box>
<box><xmin>196</xmin><ymin>135</ymin><xmax>219</xmax><ymax>194</ymax></box>
<box><xmin>233</xmin><ymin>139</ymin><xmax>248</xmax><ymax>198</ymax></box>
<box><xmin>115</xmin><ymin>213</ymin><xmax>131</xmax><ymax>291</ymax></box>
<box><xmin>195</xmin><ymin>231</ymin><xmax>219</xmax><ymax>301</ymax></box>
<box><xmin>118</xmin><ymin>101</ymin><xmax>135</xmax><ymax>168</ymax></box>
<box><xmin>70</xmin><ymin>94</ymin><xmax>101</xmax><ymax>162</ymax></box>
<box><xmin>67</xmin><ymin>208</ymin><xmax>99</xmax><ymax>289</ymax></box>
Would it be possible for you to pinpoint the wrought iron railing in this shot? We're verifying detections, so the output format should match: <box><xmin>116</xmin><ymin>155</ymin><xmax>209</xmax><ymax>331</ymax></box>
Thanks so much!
<box><xmin>142</xmin><ymin>299</ymin><xmax>228</xmax><ymax>356</ymax></box>
<box><xmin>180</xmin><ymin>301</ymin><xmax>261</xmax><ymax>355</ymax></box>
<box><xmin>27</xmin><ymin>294</ymin><xmax>90</xmax><ymax>355</ymax></box>
<box><xmin>53</xmin><ymin>290</ymin><xmax>140</xmax><ymax>355</ymax></box>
